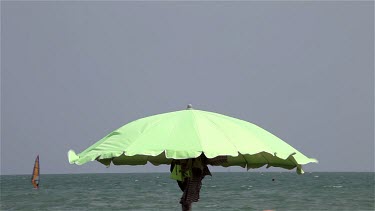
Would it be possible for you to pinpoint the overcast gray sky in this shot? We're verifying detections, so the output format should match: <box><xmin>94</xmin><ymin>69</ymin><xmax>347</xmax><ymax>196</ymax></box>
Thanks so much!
<box><xmin>1</xmin><ymin>1</ymin><xmax>373</xmax><ymax>175</ymax></box>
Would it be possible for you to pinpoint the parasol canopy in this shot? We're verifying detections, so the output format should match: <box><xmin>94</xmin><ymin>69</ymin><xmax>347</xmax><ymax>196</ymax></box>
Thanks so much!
<box><xmin>68</xmin><ymin>105</ymin><xmax>317</xmax><ymax>174</ymax></box>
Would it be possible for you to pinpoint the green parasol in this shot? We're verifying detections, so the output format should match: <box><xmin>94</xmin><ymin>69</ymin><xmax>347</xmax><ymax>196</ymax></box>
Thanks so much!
<box><xmin>68</xmin><ymin>105</ymin><xmax>317</xmax><ymax>174</ymax></box>
<box><xmin>68</xmin><ymin>105</ymin><xmax>317</xmax><ymax>210</ymax></box>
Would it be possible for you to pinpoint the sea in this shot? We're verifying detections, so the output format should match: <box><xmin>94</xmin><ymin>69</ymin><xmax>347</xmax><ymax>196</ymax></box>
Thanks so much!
<box><xmin>1</xmin><ymin>172</ymin><xmax>374</xmax><ymax>211</ymax></box>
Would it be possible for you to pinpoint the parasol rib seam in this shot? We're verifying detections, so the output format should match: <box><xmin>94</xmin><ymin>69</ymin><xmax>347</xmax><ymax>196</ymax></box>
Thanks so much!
<box><xmin>87</xmin><ymin>116</ymin><xmax>166</xmax><ymax>157</ymax></box>
<box><xmin>260</xmin><ymin>152</ymin><xmax>271</xmax><ymax>168</ymax></box>
<box><xmin>202</xmin><ymin>111</ymin><xmax>271</xmax><ymax>154</ymax></box>
<box><xmin>125</xmin><ymin>111</ymin><xmax>181</xmax><ymax>156</ymax></box>
<box><xmin>191</xmin><ymin>111</ymin><xmax>203</xmax><ymax>154</ymax></box>
<box><xmin>199</xmin><ymin>111</ymin><xmax>239</xmax><ymax>154</ymax></box>
<box><xmin>239</xmin><ymin>153</ymin><xmax>249</xmax><ymax>169</ymax></box>
<box><xmin>164</xmin><ymin>113</ymin><xmax>180</xmax><ymax>158</ymax></box>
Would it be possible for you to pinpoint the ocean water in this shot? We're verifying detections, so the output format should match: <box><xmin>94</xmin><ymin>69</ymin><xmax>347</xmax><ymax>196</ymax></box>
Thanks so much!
<box><xmin>1</xmin><ymin>172</ymin><xmax>374</xmax><ymax>211</ymax></box>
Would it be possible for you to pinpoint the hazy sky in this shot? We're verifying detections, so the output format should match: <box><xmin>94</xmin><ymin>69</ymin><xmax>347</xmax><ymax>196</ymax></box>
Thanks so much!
<box><xmin>1</xmin><ymin>1</ymin><xmax>373</xmax><ymax>175</ymax></box>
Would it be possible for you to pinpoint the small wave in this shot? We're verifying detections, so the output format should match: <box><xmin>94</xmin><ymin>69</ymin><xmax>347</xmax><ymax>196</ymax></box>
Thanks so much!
<box><xmin>323</xmin><ymin>185</ymin><xmax>343</xmax><ymax>188</ymax></box>
<box><xmin>204</xmin><ymin>204</ymin><xmax>218</xmax><ymax>208</ymax></box>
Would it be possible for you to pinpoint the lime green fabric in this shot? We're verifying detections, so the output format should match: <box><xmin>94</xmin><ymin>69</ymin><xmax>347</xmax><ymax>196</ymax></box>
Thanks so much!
<box><xmin>170</xmin><ymin>163</ymin><xmax>192</xmax><ymax>181</ymax></box>
<box><xmin>170</xmin><ymin>164</ymin><xmax>183</xmax><ymax>181</ymax></box>
<box><xmin>68</xmin><ymin>109</ymin><xmax>317</xmax><ymax>174</ymax></box>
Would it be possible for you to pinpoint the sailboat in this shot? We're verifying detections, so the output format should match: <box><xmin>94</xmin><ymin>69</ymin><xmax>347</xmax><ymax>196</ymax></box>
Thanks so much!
<box><xmin>31</xmin><ymin>155</ymin><xmax>40</xmax><ymax>189</ymax></box>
